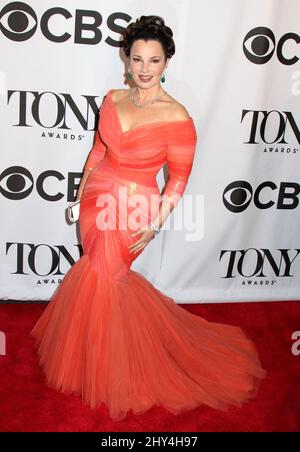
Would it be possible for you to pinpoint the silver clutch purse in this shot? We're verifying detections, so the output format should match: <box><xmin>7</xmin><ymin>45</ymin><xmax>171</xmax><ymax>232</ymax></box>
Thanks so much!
<box><xmin>67</xmin><ymin>200</ymin><xmax>80</xmax><ymax>223</ymax></box>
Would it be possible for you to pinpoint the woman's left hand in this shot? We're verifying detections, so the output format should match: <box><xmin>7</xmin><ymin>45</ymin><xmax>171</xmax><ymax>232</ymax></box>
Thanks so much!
<box><xmin>129</xmin><ymin>227</ymin><xmax>155</xmax><ymax>254</ymax></box>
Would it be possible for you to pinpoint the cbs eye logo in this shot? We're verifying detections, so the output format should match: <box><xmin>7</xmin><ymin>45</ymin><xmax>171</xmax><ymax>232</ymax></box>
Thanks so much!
<box><xmin>0</xmin><ymin>166</ymin><xmax>67</xmax><ymax>201</ymax></box>
<box><xmin>0</xmin><ymin>166</ymin><xmax>34</xmax><ymax>199</ymax></box>
<box><xmin>223</xmin><ymin>180</ymin><xmax>300</xmax><ymax>213</ymax></box>
<box><xmin>0</xmin><ymin>2</ymin><xmax>37</xmax><ymax>41</ymax></box>
<box><xmin>243</xmin><ymin>26</ymin><xmax>300</xmax><ymax>65</ymax></box>
<box><xmin>0</xmin><ymin>1</ymin><xmax>130</xmax><ymax>45</ymax></box>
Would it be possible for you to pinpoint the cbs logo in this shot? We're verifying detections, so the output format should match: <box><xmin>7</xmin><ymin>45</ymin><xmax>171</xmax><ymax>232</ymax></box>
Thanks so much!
<box><xmin>243</xmin><ymin>26</ymin><xmax>300</xmax><ymax>65</ymax></box>
<box><xmin>0</xmin><ymin>1</ymin><xmax>130</xmax><ymax>45</ymax></box>
<box><xmin>0</xmin><ymin>166</ymin><xmax>80</xmax><ymax>201</ymax></box>
<box><xmin>223</xmin><ymin>180</ymin><xmax>299</xmax><ymax>213</ymax></box>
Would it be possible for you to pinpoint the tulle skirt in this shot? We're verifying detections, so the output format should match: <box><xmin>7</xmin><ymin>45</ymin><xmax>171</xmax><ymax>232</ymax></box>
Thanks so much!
<box><xmin>30</xmin><ymin>164</ymin><xmax>266</xmax><ymax>421</ymax></box>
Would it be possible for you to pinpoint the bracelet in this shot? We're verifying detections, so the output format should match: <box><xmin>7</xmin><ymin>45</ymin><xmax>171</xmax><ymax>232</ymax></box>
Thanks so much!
<box><xmin>149</xmin><ymin>222</ymin><xmax>161</xmax><ymax>235</ymax></box>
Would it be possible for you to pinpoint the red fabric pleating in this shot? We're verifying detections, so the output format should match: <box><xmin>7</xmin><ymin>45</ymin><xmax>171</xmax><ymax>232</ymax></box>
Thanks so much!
<box><xmin>30</xmin><ymin>88</ymin><xmax>266</xmax><ymax>421</ymax></box>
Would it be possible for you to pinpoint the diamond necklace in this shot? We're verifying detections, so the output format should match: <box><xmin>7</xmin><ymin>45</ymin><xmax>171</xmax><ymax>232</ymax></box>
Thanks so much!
<box><xmin>131</xmin><ymin>87</ymin><xmax>167</xmax><ymax>108</ymax></box>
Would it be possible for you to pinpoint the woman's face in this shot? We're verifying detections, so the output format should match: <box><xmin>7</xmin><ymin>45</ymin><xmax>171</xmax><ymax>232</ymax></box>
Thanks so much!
<box><xmin>129</xmin><ymin>39</ymin><xmax>169</xmax><ymax>88</ymax></box>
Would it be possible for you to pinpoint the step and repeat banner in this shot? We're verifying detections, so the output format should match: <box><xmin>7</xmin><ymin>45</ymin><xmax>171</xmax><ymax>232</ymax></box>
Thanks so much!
<box><xmin>1</xmin><ymin>0</ymin><xmax>299</xmax><ymax>302</ymax></box>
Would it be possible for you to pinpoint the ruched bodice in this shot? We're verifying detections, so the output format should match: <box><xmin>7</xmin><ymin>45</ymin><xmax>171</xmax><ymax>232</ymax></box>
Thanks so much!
<box><xmin>84</xmin><ymin>89</ymin><xmax>197</xmax><ymax>204</ymax></box>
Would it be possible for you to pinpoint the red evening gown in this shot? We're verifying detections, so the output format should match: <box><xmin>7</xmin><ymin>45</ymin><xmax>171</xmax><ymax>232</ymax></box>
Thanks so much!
<box><xmin>30</xmin><ymin>88</ymin><xmax>266</xmax><ymax>421</ymax></box>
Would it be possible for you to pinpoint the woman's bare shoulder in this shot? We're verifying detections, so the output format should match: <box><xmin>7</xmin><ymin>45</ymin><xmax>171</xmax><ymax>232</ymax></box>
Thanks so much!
<box><xmin>162</xmin><ymin>93</ymin><xmax>191</xmax><ymax>120</ymax></box>
<box><xmin>110</xmin><ymin>88</ymin><xmax>131</xmax><ymax>102</ymax></box>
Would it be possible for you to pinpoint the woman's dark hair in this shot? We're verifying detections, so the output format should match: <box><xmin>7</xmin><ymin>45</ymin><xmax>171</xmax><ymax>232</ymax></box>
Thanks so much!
<box><xmin>122</xmin><ymin>15</ymin><xmax>175</xmax><ymax>61</ymax></box>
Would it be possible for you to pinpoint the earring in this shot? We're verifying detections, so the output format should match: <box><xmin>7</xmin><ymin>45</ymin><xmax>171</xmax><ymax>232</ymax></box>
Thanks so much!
<box><xmin>127</xmin><ymin>69</ymin><xmax>133</xmax><ymax>80</ymax></box>
<box><xmin>161</xmin><ymin>73</ymin><xmax>166</xmax><ymax>83</ymax></box>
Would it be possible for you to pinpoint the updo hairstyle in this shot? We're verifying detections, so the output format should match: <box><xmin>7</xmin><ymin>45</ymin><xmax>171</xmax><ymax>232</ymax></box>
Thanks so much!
<box><xmin>122</xmin><ymin>15</ymin><xmax>175</xmax><ymax>61</ymax></box>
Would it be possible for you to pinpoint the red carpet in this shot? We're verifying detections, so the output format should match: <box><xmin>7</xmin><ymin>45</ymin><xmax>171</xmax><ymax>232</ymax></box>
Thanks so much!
<box><xmin>0</xmin><ymin>300</ymin><xmax>299</xmax><ymax>432</ymax></box>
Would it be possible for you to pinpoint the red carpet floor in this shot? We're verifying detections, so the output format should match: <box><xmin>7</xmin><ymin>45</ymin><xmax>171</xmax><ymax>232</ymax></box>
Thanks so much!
<box><xmin>0</xmin><ymin>300</ymin><xmax>300</xmax><ymax>432</ymax></box>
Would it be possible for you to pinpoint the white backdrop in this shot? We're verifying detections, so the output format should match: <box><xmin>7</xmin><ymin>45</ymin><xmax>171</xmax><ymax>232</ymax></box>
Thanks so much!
<box><xmin>1</xmin><ymin>0</ymin><xmax>300</xmax><ymax>302</ymax></box>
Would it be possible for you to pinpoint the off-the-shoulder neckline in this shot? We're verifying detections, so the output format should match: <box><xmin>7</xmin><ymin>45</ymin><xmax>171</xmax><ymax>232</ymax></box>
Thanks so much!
<box><xmin>106</xmin><ymin>88</ymin><xmax>193</xmax><ymax>135</ymax></box>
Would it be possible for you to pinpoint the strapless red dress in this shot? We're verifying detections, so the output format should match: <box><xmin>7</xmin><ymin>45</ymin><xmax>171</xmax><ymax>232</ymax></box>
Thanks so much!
<box><xmin>30</xmin><ymin>88</ymin><xmax>266</xmax><ymax>421</ymax></box>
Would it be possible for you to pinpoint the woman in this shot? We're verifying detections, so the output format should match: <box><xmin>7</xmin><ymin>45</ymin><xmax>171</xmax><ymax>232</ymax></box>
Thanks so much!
<box><xmin>30</xmin><ymin>15</ymin><xmax>266</xmax><ymax>422</ymax></box>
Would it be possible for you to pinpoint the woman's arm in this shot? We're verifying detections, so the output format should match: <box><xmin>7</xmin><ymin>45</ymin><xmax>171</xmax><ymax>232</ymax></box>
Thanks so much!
<box><xmin>76</xmin><ymin>168</ymin><xmax>92</xmax><ymax>201</ymax></box>
<box><xmin>76</xmin><ymin>122</ymin><xmax>107</xmax><ymax>201</ymax></box>
<box><xmin>128</xmin><ymin>136</ymin><xmax>197</xmax><ymax>254</ymax></box>
<box><xmin>152</xmin><ymin>138</ymin><xmax>197</xmax><ymax>230</ymax></box>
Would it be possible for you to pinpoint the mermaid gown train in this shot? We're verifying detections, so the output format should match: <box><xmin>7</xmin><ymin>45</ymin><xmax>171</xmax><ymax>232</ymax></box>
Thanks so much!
<box><xmin>30</xmin><ymin>88</ymin><xmax>266</xmax><ymax>421</ymax></box>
